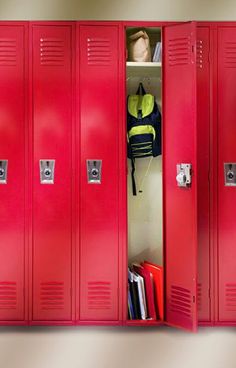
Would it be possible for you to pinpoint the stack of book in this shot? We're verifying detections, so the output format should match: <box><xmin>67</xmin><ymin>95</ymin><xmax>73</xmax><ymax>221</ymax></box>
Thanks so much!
<box><xmin>152</xmin><ymin>42</ymin><xmax>162</xmax><ymax>62</ymax></box>
<box><xmin>128</xmin><ymin>261</ymin><xmax>163</xmax><ymax>320</ymax></box>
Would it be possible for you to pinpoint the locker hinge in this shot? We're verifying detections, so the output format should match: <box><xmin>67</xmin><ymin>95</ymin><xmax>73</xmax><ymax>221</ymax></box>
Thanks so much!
<box><xmin>193</xmin><ymin>295</ymin><xmax>196</xmax><ymax>303</ymax></box>
<box><xmin>208</xmin><ymin>288</ymin><xmax>211</xmax><ymax>299</ymax></box>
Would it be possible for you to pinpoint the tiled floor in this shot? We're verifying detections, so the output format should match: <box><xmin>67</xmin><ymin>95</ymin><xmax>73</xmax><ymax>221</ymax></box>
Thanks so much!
<box><xmin>0</xmin><ymin>326</ymin><xmax>235</xmax><ymax>368</ymax></box>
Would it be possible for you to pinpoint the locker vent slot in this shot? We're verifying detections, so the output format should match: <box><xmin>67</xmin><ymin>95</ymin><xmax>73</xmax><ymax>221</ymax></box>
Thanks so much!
<box><xmin>225</xmin><ymin>283</ymin><xmax>236</xmax><ymax>311</ymax></box>
<box><xmin>197</xmin><ymin>283</ymin><xmax>202</xmax><ymax>312</ymax></box>
<box><xmin>0</xmin><ymin>281</ymin><xmax>17</xmax><ymax>309</ymax></box>
<box><xmin>40</xmin><ymin>282</ymin><xmax>64</xmax><ymax>310</ymax></box>
<box><xmin>87</xmin><ymin>38</ymin><xmax>111</xmax><ymax>66</ymax></box>
<box><xmin>0</xmin><ymin>39</ymin><xmax>17</xmax><ymax>66</ymax></box>
<box><xmin>87</xmin><ymin>281</ymin><xmax>111</xmax><ymax>310</ymax></box>
<box><xmin>167</xmin><ymin>36</ymin><xmax>191</xmax><ymax>66</ymax></box>
<box><xmin>170</xmin><ymin>285</ymin><xmax>191</xmax><ymax>317</ymax></box>
<box><xmin>197</xmin><ymin>40</ymin><xmax>203</xmax><ymax>69</ymax></box>
<box><xmin>40</xmin><ymin>38</ymin><xmax>65</xmax><ymax>66</ymax></box>
<box><xmin>224</xmin><ymin>42</ymin><xmax>236</xmax><ymax>68</ymax></box>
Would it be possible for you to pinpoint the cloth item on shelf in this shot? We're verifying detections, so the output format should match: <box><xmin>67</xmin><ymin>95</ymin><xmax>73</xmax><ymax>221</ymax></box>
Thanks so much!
<box><xmin>128</xmin><ymin>30</ymin><xmax>151</xmax><ymax>62</ymax></box>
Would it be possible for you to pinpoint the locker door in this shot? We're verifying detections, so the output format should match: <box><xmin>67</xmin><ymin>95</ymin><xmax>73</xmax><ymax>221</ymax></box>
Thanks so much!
<box><xmin>196</xmin><ymin>27</ymin><xmax>211</xmax><ymax>322</ymax></box>
<box><xmin>164</xmin><ymin>22</ymin><xmax>198</xmax><ymax>331</ymax></box>
<box><xmin>218</xmin><ymin>27</ymin><xmax>236</xmax><ymax>322</ymax></box>
<box><xmin>31</xmin><ymin>24</ymin><xmax>73</xmax><ymax>321</ymax></box>
<box><xmin>0</xmin><ymin>24</ymin><xmax>27</xmax><ymax>321</ymax></box>
<box><xmin>78</xmin><ymin>24</ymin><xmax>120</xmax><ymax>321</ymax></box>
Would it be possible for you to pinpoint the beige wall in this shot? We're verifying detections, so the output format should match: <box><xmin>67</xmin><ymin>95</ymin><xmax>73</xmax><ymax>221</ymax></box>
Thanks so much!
<box><xmin>0</xmin><ymin>0</ymin><xmax>236</xmax><ymax>21</ymax></box>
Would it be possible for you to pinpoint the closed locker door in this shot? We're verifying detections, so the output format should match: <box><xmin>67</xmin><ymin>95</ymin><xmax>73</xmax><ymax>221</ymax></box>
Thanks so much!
<box><xmin>78</xmin><ymin>24</ymin><xmax>120</xmax><ymax>321</ymax></box>
<box><xmin>0</xmin><ymin>24</ymin><xmax>27</xmax><ymax>321</ymax></box>
<box><xmin>31</xmin><ymin>24</ymin><xmax>73</xmax><ymax>321</ymax></box>
<box><xmin>218</xmin><ymin>27</ymin><xmax>236</xmax><ymax>322</ymax></box>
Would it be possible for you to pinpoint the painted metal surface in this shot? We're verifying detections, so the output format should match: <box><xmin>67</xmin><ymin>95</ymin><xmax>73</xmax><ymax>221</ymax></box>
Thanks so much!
<box><xmin>218</xmin><ymin>26</ymin><xmax>236</xmax><ymax>322</ymax></box>
<box><xmin>0</xmin><ymin>24</ymin><xmax>27</xmax><ymax>321</ymax></box>
<box><xmin>163</xmin><ymin>22</ymin><xmax>198</xmax><ymax>331</ymax></box>
<box><xmin>0</xmin><ymin>20</ymin><xmax>223</xmax><ymax>329</ymax></box>
<box><xmin>78</xmin><ymin>24</ymin><xmax>120</xmax><ymax>321</ymax></box>
<box><xmin>196</xmin><ymin>26</ymin><xmax>211</xmax><ymax>322</ymax></box>
<box><xmin>31</xmin><ymin>24</ymin><xmax>74</xmax><ymax>321</ymax></box>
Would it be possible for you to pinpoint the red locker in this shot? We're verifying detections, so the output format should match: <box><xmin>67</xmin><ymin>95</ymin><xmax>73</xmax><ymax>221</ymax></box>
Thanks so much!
<box><xmin>196</xmin><ymin>26</ymin><xmax>211</xmax><ymax>322</ymax></box>
<box><xmin>217</xmin><ymin>26</ymin><xmax>236</xmax><ymax>323</ymax></box>
<box><xmin>164</xmin><ymin>22</ymin><xmax>198</xmax><ymax>331</ymax></box>
<box><xmin>0</xmin><ymin>23</ymin><xmax>27</xmax><ymax>322</ymax></box>
<box><xmin>78</xmin><ymin>24</ymin><xmax>121</xmax><ymax>322</ymax></box>
<box><xmin>30</xmin><ymin>24</ymin><xmax>74</xmax><ymax>322</ymax></box>
<box><xmin>0</xmin><ymin>20</ymin><xmax>229</xmax><ymax>329</ymax></box>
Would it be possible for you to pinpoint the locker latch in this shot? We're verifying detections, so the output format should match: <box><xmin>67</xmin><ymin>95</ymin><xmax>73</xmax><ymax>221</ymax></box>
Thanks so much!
<box><xmin>0</xmin><ymin>160</ymin><xmax>8</xmax><ymax>184</ymax></box>
<box><xmin>87</xmin><ymin>160</ymin><xmax>102</xmax><ymax>184</ymax></box>
<box><xmin>39</xmin><ymin>160</ymin><xmax>55</xmax><ymax>184</ymax></box>
<box><xmin>176</xmin><ymin>163</ymin><xmax>192</xmax><ymax>187</ymax></box>
<box><xmin>224</xmin><ymin>163</ymin><xmax>236</xmax><ymax>186</ymax></box>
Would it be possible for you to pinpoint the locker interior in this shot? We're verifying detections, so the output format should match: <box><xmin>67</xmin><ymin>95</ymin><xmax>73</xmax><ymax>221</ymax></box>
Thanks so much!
<box><xmin>126</xmin><ymin>26</ymin><xmax>163</xmax><ymax>326</ymax></box>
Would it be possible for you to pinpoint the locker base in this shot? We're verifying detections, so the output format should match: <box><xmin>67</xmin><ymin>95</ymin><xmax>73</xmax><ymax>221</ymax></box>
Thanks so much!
<box><xmin>76</xmin><ymin>321</ymin><xmax>123</xmax><ymax>326</ymax></box>
<box><xmin>0</xmin><ymin>321</ymin><xmax>28</xmax><ymax>326</ymax></box>
<box><xmin>125</xmin><ymin>320</ymin><xmax>163</xmax><ymax>327</ymax></box>
<box><xmin>29</xmin><ymin>321</ymin><xmax>74</xmax><ymax>326</ymax></box>
<box><xmin>198</xmin><ymin>321</ymin><xmax>236</xmax><ymax>327</ymax></box>
<box><xmin>213</xmin><ymin>321</ymin><xmax>236</xmax><ymax>326</ymax></box>
<box><xmin>198</xmin><ymin>321</ymin><xmax>214</xmax><ymax>327</ymax></box>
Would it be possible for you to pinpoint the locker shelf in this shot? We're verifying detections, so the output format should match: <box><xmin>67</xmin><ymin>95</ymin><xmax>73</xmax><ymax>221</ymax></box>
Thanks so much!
<box><xmin>127</xmin><ymin>61</ymin><xmax>161</xmax><ymax>67</ymax></box>
<box><xmin>126</xmin><ymin>62</ymin><xmax>162</xmax><ymax>78</ymax></box>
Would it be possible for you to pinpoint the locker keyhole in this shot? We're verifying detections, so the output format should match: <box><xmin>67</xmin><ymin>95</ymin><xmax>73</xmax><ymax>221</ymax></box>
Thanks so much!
<box><xmin>91</xmin><ymin>168</ymin><xmax>99</xmax><ymax>177</ymax></box>
<box><xmin>44</xmin><ymin>161</ymin><xmax>51</xmax><ymax>177</ymax></box>
<box><xmin>227</xmin><ymin>171</ymin><xmax>234</xmax><ymax>180</ymax></box>
<box><xmin>44</xmin><ymin>168</ymin><xmax>51</xmax><ymax>177</ymax></box>
<box><xmin>0</xmin><ymin>168</ymin><xmax>4</xmax><ymax>177</ymax></box>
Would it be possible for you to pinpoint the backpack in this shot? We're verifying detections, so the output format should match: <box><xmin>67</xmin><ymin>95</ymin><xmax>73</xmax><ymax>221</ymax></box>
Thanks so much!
<box><xmin>127</xmin><ymin>83</ymin><xmax>161</xmax><ymax>195</ymax></box>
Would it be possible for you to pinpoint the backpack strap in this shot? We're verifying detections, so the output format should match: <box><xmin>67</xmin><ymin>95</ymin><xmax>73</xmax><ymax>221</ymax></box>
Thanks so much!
<box><xmin>131</xmin><ymin>158</ymin><xmax>137</xmax><ymax>196</ymax></box>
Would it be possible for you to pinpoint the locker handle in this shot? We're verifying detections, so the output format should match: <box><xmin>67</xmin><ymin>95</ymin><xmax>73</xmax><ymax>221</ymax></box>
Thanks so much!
<box><xmin>39</xmin><ymin>160</ymin><xmax>55</xmax><ymax>184</ymax></box>
<box><xmin>176</xmin><ymin>163</ymin><xmax>191</xmax><ymax>187</ymax></box>
<box><xmin>0</xmin><ymin>160</ymin><xmax>8</xmax><ymax>184</ymax></box>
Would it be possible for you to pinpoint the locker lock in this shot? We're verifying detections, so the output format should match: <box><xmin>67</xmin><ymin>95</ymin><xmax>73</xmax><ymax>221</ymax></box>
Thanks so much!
<box><xmin>0</xmin><ymin>160</ymin><xmax>8</xmax><ymax>184</ymax></box>
<box><xmin>91</xmin><ymin>168</ymin><xmax>99</xmax><ymax>178</ymax></box>
<box><xmin>39</xmin><ymin>160</ymin><xmax>55</xmax><ymax>184</ymax></box>
<box><xmin>227</xmin><ymin>171</ymin><xmax>234</xmax><ymax>180</ymax></box>
<box><xmin>224</xmin><ymin>163</ymin><xmax>236</xmax><ymax>186</ymax></box>
<box><xmin>176</xmin><ymin>163</ymin><xmax>192</xmax><ymax>187</ymax></box>
<box><xmin>44</xmin><ymin>168</ymin><xmax>52</xmax><ymax>177</ymax></box>
<box><xmin>87</xmin><ymin>160</ymin><xmax>102</xmax><ymax>184</ymax></box>
<box><xmin>0</xmin><ymin>168</ymin><xmax>4</xmax><ymax>177</ymax></box>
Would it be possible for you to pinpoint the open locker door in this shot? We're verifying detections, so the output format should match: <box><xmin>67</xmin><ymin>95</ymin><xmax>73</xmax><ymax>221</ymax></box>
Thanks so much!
<box><xmin>163</xmin><ymin>22</ymin><xmax>198</xmax><ymax>331</ymax></box>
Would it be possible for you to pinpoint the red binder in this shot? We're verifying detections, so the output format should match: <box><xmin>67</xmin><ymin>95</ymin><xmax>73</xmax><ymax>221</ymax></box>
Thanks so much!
<box><xmin>133</xmin><ymin>264</ymin><xmax>156</xmax><ymax>320</ymax></box>
<box><xmin>142</xmin><ymin>262</ymin><xmax>164</xmax><ymax>320</ymax></box>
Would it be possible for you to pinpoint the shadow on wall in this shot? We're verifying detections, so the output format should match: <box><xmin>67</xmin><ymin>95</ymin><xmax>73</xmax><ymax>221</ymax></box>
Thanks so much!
<box><xmin>0</xmin><ymin>0</ymin><xmax>235</xmax><ymax>21</ymax></box>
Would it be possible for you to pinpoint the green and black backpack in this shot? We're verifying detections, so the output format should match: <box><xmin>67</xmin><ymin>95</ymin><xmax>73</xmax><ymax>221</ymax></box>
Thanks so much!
<box><xmin>127</xmin><ymin>83</ymin><xmax>161</xmax><ymax>195</ymax></box>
